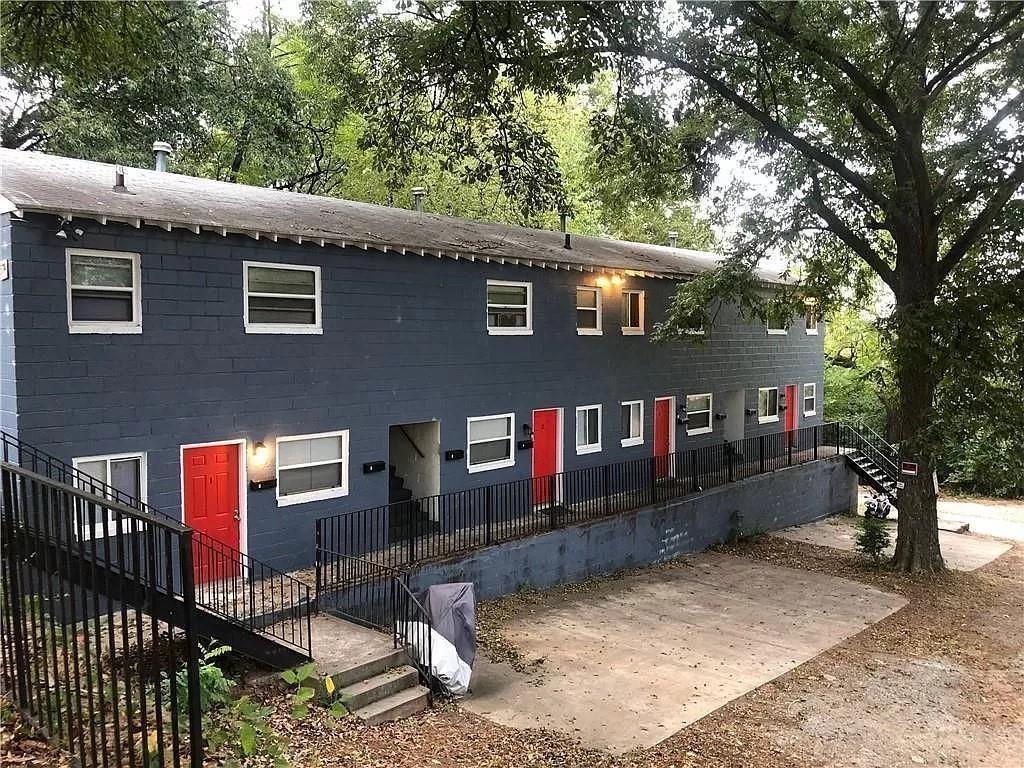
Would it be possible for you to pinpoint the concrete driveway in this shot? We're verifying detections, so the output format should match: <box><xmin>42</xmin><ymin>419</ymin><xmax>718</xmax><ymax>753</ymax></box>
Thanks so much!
<box><xmin>462</xmin><ymin>551</ymin><xmax>906</xmax><ymax>753</ymax></box>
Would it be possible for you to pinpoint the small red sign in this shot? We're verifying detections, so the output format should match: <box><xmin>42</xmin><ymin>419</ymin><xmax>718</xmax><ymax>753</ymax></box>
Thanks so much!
<box><xmin>901</xmin><ymin>461</ymin><xmax>919</xmax><ymax>476</ymax></box>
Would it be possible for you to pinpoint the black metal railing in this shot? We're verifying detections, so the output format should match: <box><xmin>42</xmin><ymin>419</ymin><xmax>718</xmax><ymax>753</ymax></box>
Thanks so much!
<box><xmin>316</xmin><ymin>422</ymin><xmax>842</xmax><ymax>576</ymax></box>
<box><xmin>1</xmin><ymin>461</ymin><xmax>204</xmax><ymax>768</ymax></box>
<box><xmin>839</xmin><ymin>423</ymin><xmax>900</xmax><ymax>483</ymax></box>
<box><xmin>0</xmin><ymin>432</ymin><xmax>314</xmax><ymax>658</ymax></box>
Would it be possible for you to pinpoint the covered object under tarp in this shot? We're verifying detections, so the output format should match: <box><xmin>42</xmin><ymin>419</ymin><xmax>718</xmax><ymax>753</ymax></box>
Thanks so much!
<box><xmin>424</xmin><ymin>582</ymin><xmax>477</xmax><ymax>668</ymax></box>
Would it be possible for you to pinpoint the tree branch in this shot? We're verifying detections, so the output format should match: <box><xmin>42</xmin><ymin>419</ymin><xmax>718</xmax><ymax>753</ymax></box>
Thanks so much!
<box><xmin>925</xmin><ymin>6</ymin><xmax>1024</xmax><ymax>96</ymax></box>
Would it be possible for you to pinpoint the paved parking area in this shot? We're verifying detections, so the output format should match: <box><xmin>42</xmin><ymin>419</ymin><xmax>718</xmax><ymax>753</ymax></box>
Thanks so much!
<box><xmin>462</xmin><ymin>551</ymin><xmax>906</xmax><ymax>753</ymax></box>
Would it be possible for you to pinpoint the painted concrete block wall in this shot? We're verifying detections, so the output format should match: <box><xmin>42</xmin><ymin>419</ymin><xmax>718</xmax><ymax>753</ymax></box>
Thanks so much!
<box><xmin>7</xmin><ymin>213</ymin><xmax>825</xmax><ymax>570</ymax></box>
<box><xmin>0</xmin><ymin>214</ymin><xmax>15</xmax><ymax>436</ymax></box>
<box><xmin>408</xmin><ymin>456</ymin><xmax>857</xmax><ymax>599</ymax></box>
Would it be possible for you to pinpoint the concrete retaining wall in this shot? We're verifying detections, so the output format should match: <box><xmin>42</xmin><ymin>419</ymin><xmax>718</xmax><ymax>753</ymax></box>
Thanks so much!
<box><xmin>408</xmin><ymin>455</ymin><xmax>857</xmax><ymax>599</ymax></box>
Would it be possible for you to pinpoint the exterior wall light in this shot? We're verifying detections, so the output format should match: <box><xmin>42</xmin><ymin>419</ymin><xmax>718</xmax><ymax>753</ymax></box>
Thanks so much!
<box><xmin>595</xmin><ymin>276</ymin><xmax>610</xmax><ymax>288</ymax></box>
<box><xmin>610</xmin><ymin>275</ymin><xmax>624</xmax><ymax>286</ymax></box>
<box><xmin>251</xmin><ymin>440</ymin><xmax>269</xmax><ymax>467</ymax></box>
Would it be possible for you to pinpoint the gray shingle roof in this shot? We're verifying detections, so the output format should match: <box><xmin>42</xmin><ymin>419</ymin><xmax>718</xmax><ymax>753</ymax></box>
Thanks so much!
<box><xmin>0</xmin><ymin>149</ymin><xmax>780</xmax><ymax>281</ymax></box>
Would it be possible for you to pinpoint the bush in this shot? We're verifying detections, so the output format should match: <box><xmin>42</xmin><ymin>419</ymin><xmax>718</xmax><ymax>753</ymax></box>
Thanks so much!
<box><xmin>856</xmin><ymin>515</ymin><xmax>892</xmax><ymax>566</ymax></box>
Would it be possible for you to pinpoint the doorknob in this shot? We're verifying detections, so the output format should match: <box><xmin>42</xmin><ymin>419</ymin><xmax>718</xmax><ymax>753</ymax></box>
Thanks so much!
<box><xmin>233</xmin><ymin>509</ymin><xmax>240</xmax><ymax>520</ymax></box>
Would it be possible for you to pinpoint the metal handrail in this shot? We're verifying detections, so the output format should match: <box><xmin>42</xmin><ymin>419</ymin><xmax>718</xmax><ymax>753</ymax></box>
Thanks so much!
<box><xmin>851</xmin><ymin>421</ymin><xmax>899</xmax><ymax>459</ymax></box>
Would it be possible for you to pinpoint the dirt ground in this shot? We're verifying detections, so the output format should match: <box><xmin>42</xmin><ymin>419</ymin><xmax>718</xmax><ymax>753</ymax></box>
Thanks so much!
<box><xmin>4</xmin><ymin>534</ymin><xmax>1022</xmax><ymax>767</ymax></box>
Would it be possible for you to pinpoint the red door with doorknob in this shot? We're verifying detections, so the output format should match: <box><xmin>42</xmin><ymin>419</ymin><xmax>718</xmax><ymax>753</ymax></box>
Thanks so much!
<box><xmin>784</xmin><ymin>384</ymin><xmax>798</xmax><ymax>445</ymax></box>
<box><xmin>653</xmin><ymin>397</ymin><xmax>673</xmax><ymax>479</ymax></box>
<box><xmin>183</xmin><ymin>443</ymin><xmax>240</xmax><ymax>583</ymax></box>
<box><xmin>532</xmin><ymin>409</ymin><xmax>560</xmax><ymax>505</ymax></box>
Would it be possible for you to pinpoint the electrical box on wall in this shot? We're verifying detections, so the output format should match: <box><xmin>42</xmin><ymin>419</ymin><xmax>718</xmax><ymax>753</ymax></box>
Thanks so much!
<box><xmin>249</xmin><ymin>478</ymin><xmax>276</xmax><ymax>491</ymax></box>
<box><xmin>516</xmin><ymin>439</ymin><xmax>533</xmax><ymax>450</ymax></box>
<box><xmin>444</xmin><ymin>449</ymin><xmax>465</xmax><ymax>461</ymax></box>
<box><xmin>363</xmin><ymin>460</ymin><xmax>386</xmax><ymax>474</ymax></box>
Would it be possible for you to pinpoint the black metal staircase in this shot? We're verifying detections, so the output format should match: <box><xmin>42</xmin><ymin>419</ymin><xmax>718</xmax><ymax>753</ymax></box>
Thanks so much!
<box><xmin>840</xmin><ymin>423</ymin><xmax>900</xmax><ymax>507</ymax></box>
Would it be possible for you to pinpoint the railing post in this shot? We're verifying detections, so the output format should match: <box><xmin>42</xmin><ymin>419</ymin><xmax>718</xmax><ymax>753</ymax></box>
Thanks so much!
<box><xmin>649</xmin><ymin>457</ymin><xmax>658</xmax><ymax>504</ymax></box>
<box><xmin>548</xmin><ymin>474</ymin><xmax>557</xmax><ymax>529</ymax></box>
<box><xmin>179</xmin><ymin>530</ymin><xmax>205</xmax><ymax>768</ymax></box>
<box><xmin>1</xmin><ymin>471</ymin><xmax>29</xmax><ymax>707</ymax></box>
<box><xmin>485</xmin><ymin>485</ymin><xmax>493</xmax><ymax>545</ymax></box>
<box><xmin>788</xmin><ymin>434</ymin><xmax>793</xmax><ymax>466</ymax></box>
<box><xmin>602</xmin><ymin>464</ymin><xmax>610</xmax><ymax>516</ymax></box>
<box><xmin>408</xmin><ymin>503</ymin><xmax>416</xmax><ymax>566</ymax></box>
<box><xmin>759</xmin><ymin>434</ymin><xmax>766</xmax><ymax>474</ymax></box>
<box><xmin>690</xmin><ymin>450</ymin><xmax>699</xmax><ymax>492</ymax></box>
<box><xmin>813</xmin><ymin>425</ymin><xmax>819</xmax><ymax>460</ymax></box>
<box><xmin>314</xmin><ymin>519</ymin><xmax>322</xmax><ymax>606</ymax></box>
<box><xmin>726</xmin><ymin>441</ymin><xmax>734</xmax><ymax>482</ymax></box>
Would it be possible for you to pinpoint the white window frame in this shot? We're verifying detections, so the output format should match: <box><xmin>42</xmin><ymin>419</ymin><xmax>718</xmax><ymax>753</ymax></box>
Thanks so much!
<box><xmin>486</xmin><ymin>280</ymin><xmax>533</xmax><ymax>336</ymax></box>
<box><xmin>620</xmin><ymin>400</ymin><xmax>644</xmax><ymax>447</ymax></box>
<box><xmin>575</xmin><ymin>404</ymin><xmax>602</xmax><ymax>455</ymax></box>
<box><xmin>66</xmin><ymin>248</ymin><xmax>142</xmax><ymax>334</ymax></box>
<box><xmin>466</xmin><ymin>413</ymin><xmax>516</xmax><ymax>473</ymax></box>
<box><xmin>758</xmin><ymin>387</ymin><xmax>780</xmax><ymax>424</ymax></box>
<box><xmin>805</xmin><ymin>303</ymin><xmax>820</xmax><ymax>335</ymax></box>
<box><xmin>243</xmin><ymin>261</ymin><xmax>323</xmax><ymax>335</ymax></box>
<box><xmin>72</xmin><ymin>452</ymin><xmax>147</xmax><ymax>539</ymax></box>
<box><xmin>766</xmin><ymin>314</ymin><xmax>789</xmax><ymax>335</ymax></box>
<box><xmin>685</xmin><ymin>392</ymin><xmax>714</xmax><ymax>436</ymax></box>
<box><xmin>275</xmin><ymin>429</ymin><xmax>349</xmax><ymax>506</ymax></box>
<box><xmin>576</xmin><ymin>285</ymin><xmax>602</xmax><ymax>336</ymax></box>
<box><xmin>803</xmin><ymin>383</ymin><xmax>817</xmax><ymax>417</ymax></box>
<box><xmin>621</xmin><ymin>290</ymin><xmax>645</xmax><ymax>335</ymax></box>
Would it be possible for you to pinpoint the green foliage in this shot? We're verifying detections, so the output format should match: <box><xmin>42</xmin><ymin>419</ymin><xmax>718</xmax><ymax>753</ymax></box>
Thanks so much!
<box><xmin>281</xmin><ymin>662</ymin><xmax>349</xmax><ymax>719</ymax></box>
<box><xmin>856</xmin><ymin>516</ymin><xmax>892</xmax><ymax>566</ymax></box>
<box><xmin>161</xmin><ymin>643</ymin><xmax>234</xmax><ymax>717</ymax></box>
<box><xmin>205</xmin><ymin>695</ymin><xmax>286</xmax><ymax>767</ymax></box>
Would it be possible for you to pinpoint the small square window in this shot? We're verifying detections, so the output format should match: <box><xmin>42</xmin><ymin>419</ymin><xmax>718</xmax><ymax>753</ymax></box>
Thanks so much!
<box><xmin>805</xmin><ymin>303</ymin><xmax>819</xmax><ymax>335</ymax></box>
<box><xmin>67</xmin><ymin>249</ymin><xmax>142</xmax><ymax>334</ymax></box>
<box><xmin>803</xmin><ymin>383</ymin><xmax>817</xmax><ymax>416</ymax></box>
<box><xmin>487</xmin><ymin>281</ymin><xmax>533</xmax><ymax>335</ymax></box>
<box><xmin>244</xmin><ymin>261</ymin><xmax>322</xmax><ymax>334</ymax></box>
<box><xmin>72</xmin><ymin>452</ymin><xmax>146</xmax><ymax>538</ymax></box>
<box><xmin>276</xmin><ymin>430</ymin><xmax>349</xmax><ymax>506</ymax></box>
<box><xmin>575</xmin><ymin>405</ymin><xmax>602</xmax><ymax>455</ymax></box>
<box><xmin>758</xmin><ymin>387</ymin><xmax>780</xmax><ymax>423</ymax></box>
<box><xmin>467</xmin><ymin>414</ymin><xmax>515</xmax><ymax>472</ymax></box>
<box><xmin>576</xmin><ymin>286</ymin><xmax>602</xmax><ymax>335</ymax></box>
<box><xmin>622</xmin><ymin>290</ymin><xmax>645</xmax><ymax>335</ymax></box>
<box><xmin>620</xmin><ymin>401</ymin><xmax>643</xmax><ymax>447</ymax></box>
<box><xmin>686</xmin><ymin>393</ymin><xmax>713</xmax><ymax>435</ymax></box>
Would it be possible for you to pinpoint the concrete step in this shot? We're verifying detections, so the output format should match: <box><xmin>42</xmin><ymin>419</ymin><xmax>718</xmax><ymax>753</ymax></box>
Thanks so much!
<box><xmin>340</xmin><ymin>664</ymin><xmax>420</xmax><ymax>711</ymax></box>
<box><xmin>353</xmin><ymin>684</ymin><xmax>430</xmax><ymax>725</ymax></box>
<box><xmin>328</xmin><ymin>646</ymin><xmax>408</xmax><ymax>689</ymax></box>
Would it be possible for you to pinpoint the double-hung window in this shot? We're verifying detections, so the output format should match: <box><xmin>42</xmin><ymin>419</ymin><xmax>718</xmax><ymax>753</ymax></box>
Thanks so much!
<box><xmin>685</xmin><ymin>393</ymin><xmax>713</xmax><ymax>435</ymax></box>
<box><xmin>66</xmin><ymin>249</ymin><xmax>142</xmax><ymax>333</ymax></box>
<box><xmin>576</xmin><ymin>286</ymin><xmax>602</xmax><ymax>335</ymax></box>
<box><xmin>244</xmin><ymin>261</ymin><xmax>321</xmax><ymax>334</ymax></box>
<box><xmin>766</xmin><ymin>311</ymin><xmax>789</xmax><ymax>335</ymax></box>
<box><xmin>486</xmin><ymin>280</ymin><xmax>532</xmax><ymax>335</ymax></box>
<box><xmin>276</xmin><ymin>430</ymin><xmax>349</xmax><ymax>505</ymax></box>
<box><xmin>803</xmin><ymin>383</ymin><xmax>817</xmax><ymax>416</ymax></box>
<box><xmin>575</xmin><ymin>404</ymin><xmax>602</xmax><ymax>455</ymax></box>
<box><xmin>620</xmin><ymin>400</ymin><xmax>643</xmax><ymax>447</ymax></box>
<box><xmin>758</xmin><ymin>387</ymin><xmax>780</xmax><ymax>423</ymax></box>
<box><xmin>621</xmin><ymin>290</ymin><xmax>645</xmax><ymax>335</ymax></box>
<box><xmin>467</xmin><ymin>414</ymin><xmax>515</xmax><ymax>472</ymax></box>
<box><xmin>805</xmin><ymin>303</ymin><xmax>819</xmax><ymax>335</ymax></box>
<box><xmin>72</xmin><ymin>453</ymin><xmax>146</xmax><ymax>538</ymax></box>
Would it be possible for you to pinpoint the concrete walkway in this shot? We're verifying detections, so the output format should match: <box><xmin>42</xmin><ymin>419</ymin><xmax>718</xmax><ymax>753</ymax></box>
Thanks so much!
<box><xmin>774</xmin><ymin>515</ymin><xmax>1012</xmax><ymax>571</ymax></box>
<box><xmin>462</xmin><ymin>551</ymin><xmax>906</xmax><ymax>753</ymax></box>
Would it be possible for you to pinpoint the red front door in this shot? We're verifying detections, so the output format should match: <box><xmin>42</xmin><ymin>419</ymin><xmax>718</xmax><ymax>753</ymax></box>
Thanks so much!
<box><xmin>183</xmin><ymin>444</ymin><xmax>241</xmax><ymax>583</ymax></box>
<box><xmin>532</xmin><ymin>409</ymin><xmax>560</xmax><ymax>504</ymax></box>
<box><xmin>653</xmin><ymin>397</ymin><xmax>672</xmax><ymax>479</ymax></box>
<box><xmin>784</xmin><ymin>384</ymin><xmax>799</xmax><ymax>444</ymax></box>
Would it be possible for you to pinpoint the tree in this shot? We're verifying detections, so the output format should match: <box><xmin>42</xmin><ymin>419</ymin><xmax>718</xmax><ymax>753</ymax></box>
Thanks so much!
<box><xmin>340</xmin><ymin>1</ymin><xmax>1024</xmax><ymax>571</ymax></box>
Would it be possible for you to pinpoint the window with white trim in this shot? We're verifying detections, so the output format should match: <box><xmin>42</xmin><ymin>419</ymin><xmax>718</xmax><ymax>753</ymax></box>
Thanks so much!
<box><xmin>576</xmin><ymin>286</ymin><xmax>602</xmax><ymax>335</ymax></box>
<box><xmin>686</xmin><ymin>393</ymin><xmax>713</xmax><ymax>435</ymax></box>
<box><xmin>67</xmin><ymin>249</ymin><xmax>142</xmax><ymax>334</ymax></box>
<box><xmin>276</xmin><ymin>430</ymin><xmax>349</xmax><ymax>505</ymax></box>
<box><xmin>575</xmin><ymin>404</ymin><xmax>602</xmax><ymax>455</ymax></box>
<box><xmin>805</xmin><ymin>303</ymin><xmax>819</xmax><ymax>335</ymax></box>
<box><xmin>72</xmin><ymin>453</ymin><xmax>146</xmax><ymax>538</ymax></box>
<box><xmin>620</xmin><ymin>400</ymin><xmax>643</xmax><ymax>447</ymax></box>
<box><xmin>486</xmin><ymin>280</ymin><xmax>532</xmax><ymax>335</ymax></box>
<box><xmin>803</xmin><ymin>383</ymin><xmax>817</xmax><ymax>416</ymax></box>
<box><xmin>766</xmin><ymin>313</ymin><xmax>789</xmax><ymax>335</ymax></box>
<box><xmin>758</xmin><ymin>387</ymin><xmax>780</xmax><ymax>423</ymax></box>
<box><xmin>621</xmin><ymin>290</ymin><xmax>645</xmax><ymax>334</ymax></box>
<box><xmin>467</xmin><ymin>414</ymin><xmax>515</xmax><ymax>472</ymax></box>
<box><xmin>244</xmin><ymin>261</ymin><xmax>322</xmax><ymax>334</ymax></box>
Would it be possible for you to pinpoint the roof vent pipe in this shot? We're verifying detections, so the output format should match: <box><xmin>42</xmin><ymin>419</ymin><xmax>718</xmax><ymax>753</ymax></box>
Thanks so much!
<box><xmin>668</xmin><ymin>230</ymin><xmax>678</xmax><ymax>248</ymax></box>
<box><xmin>152</xmin><ymin>141</ymin><xmax>172</xmax><ymax>172</ymax></box>
<box><xmin>411</xmin><ymin>186</ymin><xmax>426</xmax><ymax>212</ymax></box>
<box><xmin>560</xmin><ymin>211</ymin><xmax>571</xmax><ymax>249</ymax></box>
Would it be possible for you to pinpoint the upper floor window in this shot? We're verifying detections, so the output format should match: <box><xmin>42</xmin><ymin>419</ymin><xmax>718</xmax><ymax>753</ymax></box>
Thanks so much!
<box><xmin>576</xmin><ymin>286</ymin><xmax>602</xmax><ymax>335</ymax></box>
<box><xmin>758</xmin><ymin>387</ymin><xmax>780</xmax><ymax>423</ymax></box>
<box><xmin>766</xmin><ymin>313</ymin><xmax>789</xmax><ymax>335</ymax></box>
<box><xmin>66</xmin><ymin>249</ymin><xmax>142</xmax><ymax>334</ymax></box>
<box><xmin>575</xmin><ymin>404</ymin><xmax>602</xmax><ymax>455</ymax></box>
<box><xmin>685</xmin><ymin>393</ymin><xmax>713</xmax><ymax>436</ymax></box>
<box><xmin>620</xmin><ymin>400</ymin><xmax>643</xmax><ymax>447</ymax></box>
<box><xmin>73</xmin><ymin>452</ymin><xmax>146</xmax><ymax>538</ymax></box>
<box><xmin>276</xmin><ymin>430</ymin><xmax>349</xmax><ymax>505</ymax></box>
<box><xmin>803</xmin><ymin>383</ymin><xmax>817</xmax><ymax>416</ymax></box>
<box><xmin>486</xmin><ymin>280</ymin><xmax>532</xmax><ymax>335</ymax></box>
<box><xmin>621</xmin><ymin>290</ymin><xmax>645</xmax><ymax>335</ymax></box>
<box><xmin>467</xmin><ymin>414</ymin><xmax>515</xmax><ymax>472</ymax></box>
<box><xmin>244</xmin><ymin>261</ymin><xmax>322</xmax><ymax>334</ymax></box>
<box><xmin>805</xmin><ymin>302</ymin><xmax>820</xmax><ymax>335</ymax></box>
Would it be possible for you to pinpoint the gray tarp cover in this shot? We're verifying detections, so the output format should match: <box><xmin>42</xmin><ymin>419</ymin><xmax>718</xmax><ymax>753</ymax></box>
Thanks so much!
<box><xmin>424</xmin><ymin>583</ymin><xmax>476</xmax><ymax>668</ymax></box>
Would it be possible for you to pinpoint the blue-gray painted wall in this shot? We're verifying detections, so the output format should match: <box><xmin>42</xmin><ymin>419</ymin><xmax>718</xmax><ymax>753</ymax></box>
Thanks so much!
<box><xmin>0</xmin><ymin>213</ymin><xmax>15</xmax><ymax>436</ymax></box>
<box><xmin>408</xmin><ymin>456</ymin><xmax>857</xmax><ymax>599</ymax></box>
<box><xmin>5</xmin><ymin>213</ymin><xmax>825</xmax><ymax>570</ymax></box>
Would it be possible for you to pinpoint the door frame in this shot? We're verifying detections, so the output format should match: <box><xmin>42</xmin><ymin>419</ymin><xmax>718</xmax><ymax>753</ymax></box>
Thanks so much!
<box><xmin>179</xmin><ymin>438</ymin><xmax>248</xmax><ymax>562</ymax></box>
<box><xmin>532</xmin><ymin>407</ymin><xmax>564</xmax><ymax>504</ymax></box>
<box><xmin>654</xmin><ymin>396</ymin><xmax>677</xmax><ymax>478</ymax></box>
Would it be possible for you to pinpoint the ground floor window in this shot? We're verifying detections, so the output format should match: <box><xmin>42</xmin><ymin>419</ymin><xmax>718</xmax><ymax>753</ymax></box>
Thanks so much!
<box><xmin>467</xmin><ymin>414</ymin><xmax>515</xmax><ymax>472</ymax></box>
<box><xmin>72</xmin><ymin>452</ymin><xmax>146</xmax><ymax>538</ymax></box>
<box><xmin>686</xmin><ymin>393</ymin><xmax>713</xmax><ymax>435</ymax></box>
<box><xmin>276</xmin><ymin>430</ymin><xmax>349</xmax><ymax>505</ymax></box>
<box><xmin>758</xmin><ymin>387</ymin><xmax>780</xmax><ymax>424</ymax></box>
<box><xmin>803</xmin><ymin>383</ymin><xmax>817</xmax><ymax>416</ymax></box>
<box><xmin>576</xmin><ymin>404</ymin><xmax>602</xmax><ymax>455</ymax></box>
<box><xmin>620</xmin><ymin>401</ymin><xmax>643</xmax><ymax>447</ymax></box>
